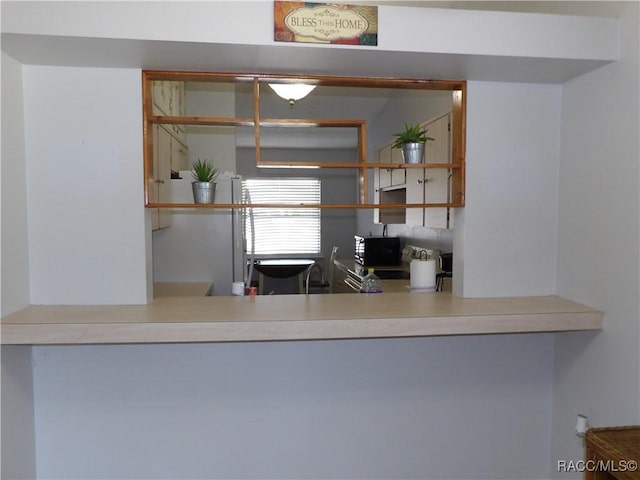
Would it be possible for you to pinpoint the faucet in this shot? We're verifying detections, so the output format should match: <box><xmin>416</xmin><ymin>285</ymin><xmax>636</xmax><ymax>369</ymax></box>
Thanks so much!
<box><xmin>305</xmin><ymin>262</ymin><xmax>325</xmax><ymax>295</ymax></box>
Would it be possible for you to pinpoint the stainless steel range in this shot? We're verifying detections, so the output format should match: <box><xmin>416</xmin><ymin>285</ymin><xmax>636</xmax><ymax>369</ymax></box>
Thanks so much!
<box><xmin>340</xmin><ymin>260</ymin><xmax>409</xmax><ymax>293</ymax></box>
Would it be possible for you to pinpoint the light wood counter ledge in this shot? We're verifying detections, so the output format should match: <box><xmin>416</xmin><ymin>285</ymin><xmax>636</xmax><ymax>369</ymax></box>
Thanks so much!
<box><xmin>1</xmin><ymin>293</ymin><xmax>603</xmax><ymax>345</ymax></box>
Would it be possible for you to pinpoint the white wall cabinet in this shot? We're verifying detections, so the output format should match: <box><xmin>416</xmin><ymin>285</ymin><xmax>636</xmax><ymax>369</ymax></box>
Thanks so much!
<box><xmin>152</xmin><ymin>80</ymin><xmax>186</xmax><ymax>143</ymax></box>
<box><xmin>377</xmin><ymin>144</ymin><xmax>406</xmax><ymax>188</ymax></box>
<box><xmin>151</xmin><ymin>125</ymin><xmax>172</xmax><ymax>230</ymax></box>
<box><xmin>152</xmin><ymin>80</ymin><xmax>189</xmax><ymax>172</ymax></box>
<box><xmin>409</xmin><ymin>113</ymin><xmax>451</xmax><ymax>229</ymax></box>
<box><xmin>422</xmin><ymin>169</ymin><xmax>450</xmax><ymax>228</ymax></box>
<box><xmin>374</xmin><ymin>142</ymin><xmax>407</xmax><ymax>224</ymax></box>
<box><xmin>405</xmin><ymin>168</ymin><xmax>425</xmax><ymax>226</ymax></box>
<box><xmin>151</xmin><ymin>125</ymin><xmax>190</xmax><ymax>230</ymax></box>
<box><xmin>170</xmin><ymin>134</ymin><xmax>188</xmax><ymax>172</ymax></box>
<box><xmin>150</xmin><ymin>80</ymin><xmax>189</xmax><ymax>230</ymax></box>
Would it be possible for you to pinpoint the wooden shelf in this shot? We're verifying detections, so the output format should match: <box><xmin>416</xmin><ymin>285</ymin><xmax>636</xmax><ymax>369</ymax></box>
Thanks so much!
<box><xmin>146</xmin><ymin>202</ymin><xmax>464</xmax><ymax>209</ymax></box>
<box><xmin>143</xmin><ymin>70</ymin><xmax>467</xmax><ymax>210</ymax></box>
<box><xmin>254</xmin><ymin>161</ymin><xmax>460</xmax><ymax>169</ymax></box>
<box><xmin>1</xmin><ymin>293</ymin><xmax>603</xmax><ymax>345</ymax></box>
<box><xmin>149</xmin><ymin>115</ymin><xmax>254</xmax><ymax>127</ymax></box>
<box><xmin>149</xmin><ymin>116</ymin><xmax>367</xmax><ymax>129</ymax></box>
<box><xmin>376</xmin><ymin>162</ymin><xmax>460</xmax><ymax>169</ymax></box>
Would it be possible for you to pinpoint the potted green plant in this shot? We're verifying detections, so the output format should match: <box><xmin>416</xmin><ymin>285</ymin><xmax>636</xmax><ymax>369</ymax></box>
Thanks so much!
<box><xmin>392</xmin><ymin>122</ymin><xmax>435</xmax><ymax>164</ymax></box>
<box><xmin>191</xmin><ymin>158</ymin><xmax>218</xmax><ymax>204</ymax></box>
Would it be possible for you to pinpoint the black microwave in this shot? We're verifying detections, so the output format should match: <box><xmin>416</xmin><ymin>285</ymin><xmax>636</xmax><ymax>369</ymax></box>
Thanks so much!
<box><xmin>354</xmin><ymin>235</ymin><xmax>401</xmax><ymax>267</ymax></box>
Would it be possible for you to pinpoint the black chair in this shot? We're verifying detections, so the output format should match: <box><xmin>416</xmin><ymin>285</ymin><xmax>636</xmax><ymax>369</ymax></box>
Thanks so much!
<box><xmin>436</xmin><ymin>253</ymin><xmax>452</xmax><ymax>292</ymax></box>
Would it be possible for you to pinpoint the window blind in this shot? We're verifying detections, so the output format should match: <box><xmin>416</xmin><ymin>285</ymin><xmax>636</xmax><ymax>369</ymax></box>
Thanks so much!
<box><xmin>243</xmin><ymin>178</ymin><xmax>321</xmax><ymax>255</ymax></box>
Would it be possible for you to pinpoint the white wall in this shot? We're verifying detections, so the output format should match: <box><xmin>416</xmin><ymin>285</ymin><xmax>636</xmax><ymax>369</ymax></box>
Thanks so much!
<box><xmin>33</xmin><ymin>335</ymin><xmax>553</xmax><ymax>480</ymax></box>
<box><xmin>23</xmin><ymin>66</ymin><xmax>149</xmax><ymax>304</ymax></box>
<box><xmin>1</xmin><ymin>52</ymin><xmax>30</xmax><ymax>315</ymax></box>
<box><xmin>2</xmin><ymin>1</ymin><xmax>618</xmax><ymax>70</ymax></box>
<box><xmin>2</xmin><ymin>4</ymin><xmax>631</xmax><ymax>479</ymax></box>
<box><xmin>20</xmin><ymin>74</ymin><xmax>552</xmax><ymax>479</ymax></box>
<box><xmin>0</xmin><ymin>51</ymin><xmax>36</xmax><ymax>479</ymax></box>
<box><xmin>0</xmin><ymin>54</ymin><xmax>36</xmax><ymax>479</ymax></box>
<box><xmin>13</xmin><ymin>65</ymin><xmax>557</xmax><ymax>480</ymax></box>
<box><xmin>10</xmin><ymin>57</ymin><xmax>560</xmax><ymax>480</ymax></box>
<box><xmin>551</xmin><ymin>3</ymin><xmax>640</xmax><ymax>477</ymax></box>
<box><xmin>1</xmin><ymin>346</ymin><xmax>36</xmax><ymax>479</ymax></box>
<box><xmin>459</xmin><ymin>81</ymin><xmax>561</xmax><ymax>297</ymax></box>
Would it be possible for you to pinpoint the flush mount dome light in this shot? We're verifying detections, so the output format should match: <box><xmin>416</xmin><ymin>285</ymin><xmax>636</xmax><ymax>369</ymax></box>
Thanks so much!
<box><xmin>268</xmin><ymin>83</ymin><xmax>316</xmax><ymax>105</ymax></box>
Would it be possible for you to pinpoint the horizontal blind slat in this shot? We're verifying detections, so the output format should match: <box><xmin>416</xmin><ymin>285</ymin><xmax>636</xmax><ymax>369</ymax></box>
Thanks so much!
<box><xmin>243</xmin><ymin>178</ymin><xmax>321</xmax><ymax>255</ymax></box>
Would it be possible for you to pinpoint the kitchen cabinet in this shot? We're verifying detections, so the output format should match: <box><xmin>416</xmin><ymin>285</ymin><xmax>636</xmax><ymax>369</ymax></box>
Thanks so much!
<box><xmin>152</xmin><ymin>80</ymin><xmax>186</xmax><ymax>144</ymax></box>
<box><xmin>374</xmin><ymin>141</ymin><xmax>408</xmax><ymax>224</ymax></box>
<box><xmin>411</xmin><ymin>113</ymin><xmax>451</xmax><ymax>228</ymax></box>
<box><xmin>151</xmin><ymin>125</ymin><xmax>172</xmax><ymax>230</ymax></box>
<box><xmin>151</xmin><ymin>125</ymin><xmax>190</xmax><ymax>230</ymax></box>
<box><xmin>152</xmin><ymin>80</ymin><xmax>188</xmax><ymax>171</ymax></box>
<box><xmin>375</xmin><ymin>113</ymin><xmax>453</xmax><ymax>228</ymax></box>
<box><xmin>149</xmin><ymin>80</ymin><xmax>189</xmax><ymax>230</ymax></box>
<box><xmin>406</xmin><ymin>113</ymin><xmax>451</xmax><ymax>228</ymax></box>
<box><xmin>405</xmin><ymin>168</ymin><xmax>450</xmax><ymax>228</ymax></box>
<box><xmin>423</xmin><ymin>169</ymin><xmax>450</xmax><ymax>228</ymax></box>
<box><xmin>170</xmin><ymin>134</ymin><xmax>188</xmax><ymax>172</ymax></box>
<box><xmin>377</xmin><ymin>143</ymin><xmax>406</xmax><ymax>188</ymax></box>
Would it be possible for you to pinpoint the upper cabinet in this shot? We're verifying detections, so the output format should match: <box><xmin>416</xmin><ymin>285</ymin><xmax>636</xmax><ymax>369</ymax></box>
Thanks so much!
<box><xmin>377</xmin><ymin>143</ymin><xmax>406</xmax><ymax>189</ymax></box>
<box><xmin>149</xmin><ymin>80</ymin><xmax>189</xmax><ymax>230</ymax></box>
<box><xmin>152</xmin><ymin>81</ymin><xmax>187</xmax><ymax>144</ymax></box>
<box><xmin>152</xmin><ymin>82</ymin><xmax>185</xmax><ymax>117</ymax></box>
<box><xmin>375</xmin><ymin>113</ymin><xmax>455</xmax><ymax>229</ymax></box>
<box><xmin>142</xmin><ymin>71</ymin><xmax>465</xmax><ymax>211</ymax></box>
<box><xmin>150</xmin><ymin>124</ymin><xmax>172</xmax><ymax>230</ymax></box>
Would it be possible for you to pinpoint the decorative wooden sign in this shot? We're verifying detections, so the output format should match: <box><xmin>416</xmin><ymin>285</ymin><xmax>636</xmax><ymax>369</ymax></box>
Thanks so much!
<box><xmin>274</xmin><ymin>1</ymin><xmax>378</xmax><ymax>46</ymax></box>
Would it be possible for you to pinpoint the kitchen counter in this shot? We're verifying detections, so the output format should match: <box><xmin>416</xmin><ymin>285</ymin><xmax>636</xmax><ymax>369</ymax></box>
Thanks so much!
<box><xmin>379</xmin><ymin>279</ymin><xmax>412</xmax><ymax>293</ymax></box>
<box><xmin>1</xmin><ymin>293</ymin><xmax>603</xmax><ymax>345</ymax></box>
<box><xmin>154</xmin><ymin>282</ymin><xmax>213</xmax><ymax>297</ymax></box>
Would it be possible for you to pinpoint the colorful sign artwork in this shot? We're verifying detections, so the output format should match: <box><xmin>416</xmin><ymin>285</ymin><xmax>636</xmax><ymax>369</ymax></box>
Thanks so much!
<box><xmin>274</xmin><ymin>1</ymin><xmax>378</xmax><ymax>46</ymax></box>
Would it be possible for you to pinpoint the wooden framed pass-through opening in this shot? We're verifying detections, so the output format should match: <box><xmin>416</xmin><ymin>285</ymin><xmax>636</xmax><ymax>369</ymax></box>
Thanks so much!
<box><xmin>142</xmin><ymin>70</ymin><xmax>466</xmax><ymax>210</ymax></box>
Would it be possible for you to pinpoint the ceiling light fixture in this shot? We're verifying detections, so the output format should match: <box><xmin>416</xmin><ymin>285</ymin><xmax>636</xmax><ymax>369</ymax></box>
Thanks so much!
<box><xmin>268</xmin><ymin>83</ymin><xmax>316</xmax><ymax>105</ymax></box>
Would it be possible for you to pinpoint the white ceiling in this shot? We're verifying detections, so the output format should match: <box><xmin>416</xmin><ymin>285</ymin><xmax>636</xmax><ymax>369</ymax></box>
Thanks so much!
<box><xmin>371</xmin><ymin>1</ymin><xmax>631</xmax><ymax>17</ymax></box>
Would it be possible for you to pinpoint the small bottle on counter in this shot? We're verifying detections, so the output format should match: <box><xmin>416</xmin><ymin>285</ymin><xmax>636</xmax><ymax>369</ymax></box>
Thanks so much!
<box><xmin>360</xmin><ymin>268</ymin><xmax>383</xmax><ymax>294</ymax></box>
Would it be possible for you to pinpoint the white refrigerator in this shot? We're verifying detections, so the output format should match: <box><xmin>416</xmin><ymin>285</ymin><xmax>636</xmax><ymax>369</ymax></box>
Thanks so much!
<box><xmin>152</xmin><ymin>174</ymin><xmax>246</xmax><ymax>296</ymax></box>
